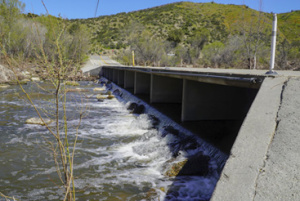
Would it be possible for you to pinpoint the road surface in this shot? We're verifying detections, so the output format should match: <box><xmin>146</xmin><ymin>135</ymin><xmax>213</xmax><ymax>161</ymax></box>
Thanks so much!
<box><xmin>81</xmin><ymin>55</ymin><xmax>122</xmax><ymax>73</ymax></box>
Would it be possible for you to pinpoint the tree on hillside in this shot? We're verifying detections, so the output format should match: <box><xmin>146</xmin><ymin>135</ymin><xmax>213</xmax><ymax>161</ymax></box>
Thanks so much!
<box><xmin>0</xmin><ymin>0</ymin><xmax>25</xmax><ymax>55</ymax></box>
<box><xmin>130</xmin><ymin>30</ymin><xmax>165</xmax><ymax>66</ymax></box>
<box><xmin>277</xmin><ymin>39</ymin><xmax>300</xmax><ymax>69</ymax></box>
<box><xmin>238</xmin><ymin>0</ymin><xmax>270</xmax><ymax>69</ymax></box>
<box><xmin>202</xmin><ymin>41</ymin><xmax>225</xmax><ymax>67</ymax></box>
<box><xmin>124</xmin><ymin>23</ymin><xmax>166</xmax><ymax>66</ymax></box>
<box><xmin>187</xmin><ymin>28</ymin><xmax>210</xmax><ymax>64</ymax></box>
<box><xmin>167</xmin><ymin>28</ymin><xmax>184</xmax><ymax>47</ymax></box>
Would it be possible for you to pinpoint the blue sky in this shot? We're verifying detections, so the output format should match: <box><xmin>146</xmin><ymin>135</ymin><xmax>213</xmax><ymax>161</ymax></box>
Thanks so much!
<box><xmin>21</xmin><ymin>0</ymin><xmax>300</xmax><ymax>19</ymax></box>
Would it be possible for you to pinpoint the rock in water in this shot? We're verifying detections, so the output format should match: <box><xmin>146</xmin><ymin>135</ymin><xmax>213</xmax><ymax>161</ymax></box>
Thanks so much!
<box><xmin>164</xmin><ymin>154</ymin><xmax>210</xmax><ymax>177</ymax></box>
<box><xmin>149</xmin><ymin>115</ymin><xmax>160</xmax><ymax>128</ymax></box>
<box><xmin>107</xmin><ymin>94</ymin><xmax>115</xmax><ymax>99</ymax></box>
<box><xmin>164</xmin><ymin>160</ymin><xmax>188</xmax><ymax>177</ymax></box>
<box><xmin>127</xmin><ymin>103</ymin><xmax>138</xmax><ymax>111</ymax></box>
<box><xmin>31</xmin><ymin>77</ymin><xmax>41</xmax><ymax>82</ymax></box>
<box><xmin>96</xmin><ymin>94</ymin><xmax>108</xmax><ymax>101</ymax></box>
<box><xmin>177</xmin><ymin>154</ymin><xmax>210</xmax><ymax>176</ymax></box>
<box><xmin>127</xmin><ymin>103</ymin><xmax>145</xmax><ymax>114</ymax></box>
<box><xmin>113</xmin><ymin>89</ymin><xmax>121</xmax><ymax>96</ymax></box>
<box><xmin>65</xmin><ymin>81</ymin><xmax>79</xmax><ymax>86</ymax></box>
<box><xmin>0</xmin><ymin>84</ymin><xmax>10</xmax><ymax>88</ymax></box>
<box><xmin>67</xmin><ymin>88</ymin><xmax>89</xmax><ymax>92</ymax></box>
<box><xmin>93</xmin><ymin>87</ymin><xmax>105</xmax><ymax>92</ymax></box>
<box><xmin>25</xmin><ymin>117</ymin><xmax>52</xmax><ymax>126</ymax></box>
<box><xmin>162</xmin><ymin>126</ymin><xmax>180</xmax><ymax>138</ymax></box>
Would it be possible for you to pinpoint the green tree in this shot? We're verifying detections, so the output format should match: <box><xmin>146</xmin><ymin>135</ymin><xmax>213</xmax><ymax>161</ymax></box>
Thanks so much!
<box><xmin>167</xmin><ymin>29</ymin><xmax>184</xmax><ymax>46</ymax></box>
<box><xmin>202</xmin><ymin>41</ymin><xmax>225</xmax><ymax>67</ymax></box>
<box><xmin>237</xmin><ymin>0</ymin><xmax>271</xmax><ymax>69</ymax></box>
<box><xmin>0</xmin><ymin>0</ymin><xmax>25</xmax><ymax>55</ymax></box>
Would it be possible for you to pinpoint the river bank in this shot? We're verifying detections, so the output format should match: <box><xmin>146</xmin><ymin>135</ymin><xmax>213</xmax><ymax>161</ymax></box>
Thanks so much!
<box><xmin>0</xmin><ymin>64</ymin><xmax>96</xmax><ymax>87</ymax></box>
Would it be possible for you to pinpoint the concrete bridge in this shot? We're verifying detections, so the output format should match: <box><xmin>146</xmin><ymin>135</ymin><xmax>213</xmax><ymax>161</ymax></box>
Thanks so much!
<box><xmin>94</xmin><ymin>65</ymin><xmax>300</xmax><ymax>200</ymax></box>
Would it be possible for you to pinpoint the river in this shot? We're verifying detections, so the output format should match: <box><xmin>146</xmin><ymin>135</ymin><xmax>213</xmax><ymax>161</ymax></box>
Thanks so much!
<box><xmin>0</xmin><ymin>81</ymin><xmax>227</xmax><ymax>200</ymax></box>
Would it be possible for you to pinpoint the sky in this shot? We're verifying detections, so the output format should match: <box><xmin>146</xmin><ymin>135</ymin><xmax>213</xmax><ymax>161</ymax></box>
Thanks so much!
<box><xmin>21</xmin><ymin>0</ymin><xmax>300</xmax><ymax>19</ymax></box>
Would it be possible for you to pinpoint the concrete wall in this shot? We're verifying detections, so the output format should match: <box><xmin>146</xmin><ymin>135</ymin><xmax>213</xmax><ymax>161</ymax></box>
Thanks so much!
<box><xmin>181</xmin><ymin>79</ymin><xmax>257</xmax><ymax>121</ymax></box>
<box><xmin>211</xmin><ymin>77</ymin><xmax>287</xmax><ymax>201</ymax></box>
<box><xmin>134</xmin><ymin>72</ymin><xmax>151</xmax><ymax>95</ymax></box>
<box><xmin>118</xmin><ymin>70</ymin><xmax>124</xmax><ymax>86</ymax></box>
<box><xmin>108</xmin><ymin>69</ymin><xmax>113</xmax><ymax>80</ymax></box>
<box><xmin>113</xmin><ymin>69</ymin><xmax>119</xmax><ymax>83</ymax></box>
<box><xmin>124</xmin><ymin>71</ymin><xmax>135</xmax><ymax>89</ymax></box>
<box><xmin>88</xmin><ymin>67</ymin><xmax>102</xmax><ymax>77</ymax></box>
<box><xmin>150</xmin><ymin>75</ymin><xmax>183</xmax><ymax>103</ymax></box>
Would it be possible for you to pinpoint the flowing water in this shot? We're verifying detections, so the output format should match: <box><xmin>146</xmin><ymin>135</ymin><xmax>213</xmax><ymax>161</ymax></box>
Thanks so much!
<box><xmin>0</xmin><ymin>81</ymin><xmax>228</xmax><ymax>201</ymax></box>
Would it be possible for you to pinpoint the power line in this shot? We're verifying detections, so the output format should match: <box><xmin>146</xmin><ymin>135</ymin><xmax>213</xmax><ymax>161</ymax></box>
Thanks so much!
<box><xmin>95</xmin><ymin>0</ymin><xmax>100</xmax><ymax>17</ymax></box>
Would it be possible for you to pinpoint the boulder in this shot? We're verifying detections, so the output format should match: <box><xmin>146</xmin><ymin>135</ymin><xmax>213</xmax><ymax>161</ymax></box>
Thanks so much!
<box><xmin>25</xmin><ymin>117</ymin><xmax>52</xmax><ymax>126</ymax></box>
<box><xmin>149</xmin><ymin>115</ymin><xmax>160</xmax><ymax>128</ymax></box>
<box><xmin>164</xmin><ymin>160</ymin><xmax>188</xmax><ymax>177</ymax></box>
<box><xmin>164</xmin><ymin>154</ymin><xmax>210</xmax><ymax>177</ymax></box>
<box><xmin>31</xmin><ymin>77</ymin><xmax>41</xmax><ymax>82</ymax></box>
<box><xmin>127</xmin><ymin>102</ymin><xmax>138</xmax><ymax>111</ymax></box>
<box><xmin>177</xmin><ymin>154</ymin><xmax>210</xmax><ymax>176</ymax></box>
<box><xmin>113</xmin><ymin>89</ymin><xmax>121</xmax><ymax>96</ymax></box>
<box><xmin>21</xmin><ymin>79</ymin><xmax>31</xmax><ymax>83</ymax></box>
<box><xmin>96</xmin><ymin>94</ymin><xmax>108</xmax><ymax>101</ymax></box>
<box><xmin>127</xmin><ymin>103</ymin><xmax>145</xmax><ymax>114</ymax></box>
<box><xmin>93</xmin><ymin>87</ymin><xmax>105</xmax><ymax>92</ymax></box>
<box><xmin>96</xmin><ymin>94</ymin><xmax>115</xmax><ymax>100</ymax></box>
<box><xmin>65</xmin><ymin>81</ymin><xmax>79</xmax><ymax>86</ymax></box>
<box><xmin>67</xmin><ymin>88</ymin><xmax>89</xmax><ymax>93</ymax></box>
<box><xmin>7</xmin><ymin>80</ymin><xmax>28</xmax><ymax>85</ymax></box>
<box><xmin>0</xmin><ymin>65</ymin><xmax>16</xmax><ymax>83</ymax></box>
<box><xmin>0</xmin><ymin>84</ymin><xmax>10</xmax><ymax>88</ymax></box>
<box><xmin>162</xmin><ymin>126</ymin><xmax>180</xmax><ymax>138</ymax></box>
<box><xmin>107</xmin><ymin>94</ymin><xmax>115</xmax><ymax>99</ymax></box>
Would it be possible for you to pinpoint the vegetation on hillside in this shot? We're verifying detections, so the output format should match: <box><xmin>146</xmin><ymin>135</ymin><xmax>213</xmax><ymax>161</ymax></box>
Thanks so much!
<box><xmin>72</xmin><ymin>2</ymin><xmax>300</xmax><ymax>69</ymax></box>
<box><xmin>0</xmin><ymin>0</ymin><xmax>90</xmax><ymax>72</ymax></box>
<box><xmin>1</xmin><ymin>1</ymin><xmax>299</xmax><ymax>70</ymax></box>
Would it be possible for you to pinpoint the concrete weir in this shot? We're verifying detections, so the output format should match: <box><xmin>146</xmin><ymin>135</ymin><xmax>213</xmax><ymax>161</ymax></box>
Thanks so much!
<box><xmin>98</xmin><ymin>66</ymin><xmax>300</xmax><ymax>201</ymax></box>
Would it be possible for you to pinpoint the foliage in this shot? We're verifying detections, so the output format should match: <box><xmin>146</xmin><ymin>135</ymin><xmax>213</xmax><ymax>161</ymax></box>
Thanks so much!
<box><xmin>71</xmin><ymin>2</ymin><xmax>299</xmax><ymax>69</ymax></box>
<box><xmin>0</xmin><ymin>1</ymin><xmax>89</xmax><ymax>67</ymax></box>
<box><xmin>202</xmin><ymin>41</ymin><xmax>225</xmax><ymax>67</ymax></box>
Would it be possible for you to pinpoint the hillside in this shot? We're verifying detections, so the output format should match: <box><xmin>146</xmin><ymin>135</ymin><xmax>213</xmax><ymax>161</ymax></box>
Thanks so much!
<box><xmin>72</xmin><ymin>2</ymin><xmax>299</xmax><ymax>47</ymax></box>
<box><xmin>278</xmin><ymin>10</ymin><xmax>300</xmax><ymax>44</ymax></box>
<box><xmin>70</xmin><ymin>2</ymin><xmax>299</xmax><ymax>69</ymax></box>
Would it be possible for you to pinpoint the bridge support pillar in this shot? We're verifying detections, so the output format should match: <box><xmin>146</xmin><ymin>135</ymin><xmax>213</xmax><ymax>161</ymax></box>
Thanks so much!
<box><xmin>113</xmin><ymin>69</ymin><xmax>119</xmax><ymax>83</ymax></box>
<box><xmin>181</xmin><ymin>79</ymin><xmax>257</xmax><ymax>121</ymax></box>
<box><xmin>101</xmin><ymin>68</ymin><xmax>106</xmax><ymax>77</ymax></box>
<box><xmin>134</xmin><ymin>72</ymin><xmax>150</xmax><ymax>95</ymax></box>
<box><xmin>118</xmin><ymin>70</ymin><xmax>124</xmax><ymax>86</ymax></box>
<box><xmin>124</xmin><ymin>71</ymin><xmax>135</xmax><ymax>89</ymax></box>
<box><xmin>108</xmin><ymin>69</ymin><xmax>113</xmax><ymax>81</ymax></box>
<box><xmin>150</xmin><ymin>75</ymin><xmax>183</xmax><ymax>103</ymax></box>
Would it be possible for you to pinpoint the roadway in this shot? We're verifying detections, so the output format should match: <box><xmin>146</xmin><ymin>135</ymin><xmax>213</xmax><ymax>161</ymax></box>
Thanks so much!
<box><xmin>81</xmin><ymin>55</ymin><xmax>122</xmax><ymax>74</ymax></box>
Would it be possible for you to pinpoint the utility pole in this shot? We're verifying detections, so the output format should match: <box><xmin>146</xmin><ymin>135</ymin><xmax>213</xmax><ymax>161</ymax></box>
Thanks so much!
<box><xmin>132</xmin><ymin>50</ymin><xmax>135</xmax><ymax>66</ymax></box>
<box><xmin>266</xmin><ymin>13</ymin><xmax>278</xmax><ymax>75</ymax></box>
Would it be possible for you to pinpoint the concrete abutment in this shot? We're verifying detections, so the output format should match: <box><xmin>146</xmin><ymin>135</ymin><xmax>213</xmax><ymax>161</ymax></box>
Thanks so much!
<box><xmin>118</xmin><ymin>70</ymin><xmax>124</xmax><ymax>86</ymax></box>
<box><xmin>181</xmin><ymin>79</ymin><xmax>258</xmax><ymax>121</ymax></box>
<box><xmin>134</xmin><ymin>72</ymin><xmax>151</xmax><ymax>95</ymax></box>
<box><xmin>150</xmin><ymin>74</ymin><xmax>183</xmax><ymax>103</ymax></box>
<box><xmin>124</xmin><ymin>71</ymin><xmax>135</xmax><ymax>89</ymax></box>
